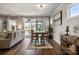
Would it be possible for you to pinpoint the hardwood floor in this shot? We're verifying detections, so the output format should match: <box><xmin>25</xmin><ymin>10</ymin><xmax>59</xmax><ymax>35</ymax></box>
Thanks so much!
<box><xmin>0</xmin><ymin>37</ymin><xmax>65</xmax><ymax>55</ymax></box>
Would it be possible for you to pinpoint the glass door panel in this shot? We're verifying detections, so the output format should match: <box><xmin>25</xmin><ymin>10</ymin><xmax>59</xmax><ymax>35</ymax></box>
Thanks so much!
<box><xmin>36</xmin><ymin>21</ymin><xmax>43</xmax><ymax>31</ymax></box>
<box><xmin>0</xmin><ymin>18</ymin><xmax>2</xmax><ymax>32</ymax></box>
<box><xmin>24</xmin><ymin>22</ymin><xmax>31</xmax><ymax>36</ymax></box>
<box><xmin>31</xmin><ymin>22</ymin><xmax>36</xmax><ymax>31</ymax></box>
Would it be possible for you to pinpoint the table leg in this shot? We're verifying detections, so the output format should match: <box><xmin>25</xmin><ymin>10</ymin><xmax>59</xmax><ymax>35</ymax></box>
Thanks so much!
<box><xmin>43</xmin><ymin>39</ymin><xmax>45</xmax><ymax>45</ymax></box>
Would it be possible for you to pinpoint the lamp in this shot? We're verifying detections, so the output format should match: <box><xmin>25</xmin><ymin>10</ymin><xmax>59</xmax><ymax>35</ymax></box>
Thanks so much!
<box><xmin>66</xmin><ymin>26</ymin><xmax>69</xmax><ymax>36</ymax></box>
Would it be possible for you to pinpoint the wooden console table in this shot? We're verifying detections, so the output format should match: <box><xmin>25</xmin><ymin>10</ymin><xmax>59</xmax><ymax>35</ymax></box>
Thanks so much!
<box><xmin>61</xmin><ymin>35</ymin><xmax>79</xmax><ymax>55</ymax></box>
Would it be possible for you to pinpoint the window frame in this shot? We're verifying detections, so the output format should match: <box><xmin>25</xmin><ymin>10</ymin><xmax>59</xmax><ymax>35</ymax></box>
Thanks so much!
<box><xmin>69</xmin><ymin>3</ymin><xmax>79</xmax><ymax>17</ymax></box>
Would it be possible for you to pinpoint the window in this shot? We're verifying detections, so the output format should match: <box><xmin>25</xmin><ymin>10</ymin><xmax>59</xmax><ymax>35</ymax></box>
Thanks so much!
<box><xmin>0</xmin><ymin>18</ymin><xmax>2</xmax><ymax>32</ymax></box>
<box><xmin>36</xmin><ymin>21</ymin><xmax>43</xmax><ymax>31</ymax></box>
<box><xmin>70</xmin><ymin>4</ymin><xmax>79</xmax><ymax>17</ymax></box>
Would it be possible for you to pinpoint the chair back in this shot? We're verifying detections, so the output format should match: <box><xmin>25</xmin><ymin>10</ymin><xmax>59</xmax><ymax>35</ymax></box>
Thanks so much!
<box><xmin>31</xmin><ymin>30</ymin><xmax>37</xmax><ymax>39</ymax></box>
<box><xmin>43</xmin><ymin>32</ymin><xmax>49</xmax><ymax>40</ymax></box>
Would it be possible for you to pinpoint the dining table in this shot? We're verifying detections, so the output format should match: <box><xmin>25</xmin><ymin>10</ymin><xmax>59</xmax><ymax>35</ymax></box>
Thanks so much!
<box><xmin>33</xmin><ymin>31</ymin><xmax>46</xmax><ymax>46</ymax></box>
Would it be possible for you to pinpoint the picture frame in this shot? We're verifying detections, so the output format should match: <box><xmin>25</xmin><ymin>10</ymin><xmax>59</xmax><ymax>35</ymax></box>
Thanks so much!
<box><xmin>54</xmin><ymin>10</ymin><xmax>62</xmax><ymax>26</ymax></box>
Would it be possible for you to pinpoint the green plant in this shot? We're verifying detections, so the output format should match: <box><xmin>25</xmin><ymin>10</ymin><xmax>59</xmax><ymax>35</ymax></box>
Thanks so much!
<box><xmin>48</xmin><ymin>25</ymin><xmax>53</xmax><ymax>39</ymax></box>
<box><xmin>48</xmin><ymin>25</ymin><xmax>53</xmax><ymax>33</ymax></box>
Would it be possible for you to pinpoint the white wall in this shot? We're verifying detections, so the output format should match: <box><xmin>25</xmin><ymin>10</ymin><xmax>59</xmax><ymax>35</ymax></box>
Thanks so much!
<box><xmin>67</xmin><ymin>15</ymin><xmax>79</xmax><ymax>36</ymax></box>
<box><xmin>51</xmin><ymin>3</ymin><xmax>79</xmax><ymax>44</ymax></box>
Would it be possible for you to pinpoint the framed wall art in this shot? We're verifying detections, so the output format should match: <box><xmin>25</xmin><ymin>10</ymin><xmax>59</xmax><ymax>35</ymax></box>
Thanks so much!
<box><xmin>53</xmin><ymin>11</ymin><xmax>62</xmax><ymax>26</ymax></box>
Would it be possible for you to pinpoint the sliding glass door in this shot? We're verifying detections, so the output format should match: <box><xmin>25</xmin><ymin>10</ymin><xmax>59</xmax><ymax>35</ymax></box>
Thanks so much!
<box><xmin>23</xmin><ymin>17</ymin><xmax>49</xmax><ymax>36</ymax></box>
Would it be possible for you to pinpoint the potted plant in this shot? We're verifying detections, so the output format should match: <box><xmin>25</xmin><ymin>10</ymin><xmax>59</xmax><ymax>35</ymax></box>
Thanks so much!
<box><xmin>48</xmin><ymin>25</ymin><xmax>53</xmax><ymax>39</ymax></box>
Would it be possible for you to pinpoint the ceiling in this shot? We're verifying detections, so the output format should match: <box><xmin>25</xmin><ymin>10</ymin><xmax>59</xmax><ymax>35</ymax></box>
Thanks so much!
<box><xmin>0</xmin><ymin>3</ymin><xmax>60</xmax><ymax>16</ymax></box>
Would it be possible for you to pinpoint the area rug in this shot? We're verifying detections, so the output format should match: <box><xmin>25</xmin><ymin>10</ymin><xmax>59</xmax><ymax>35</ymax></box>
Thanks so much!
<box><xmin>27</xmin><ymin>40</ymin><xmax>53</xmax><ymax>49</ymax></box>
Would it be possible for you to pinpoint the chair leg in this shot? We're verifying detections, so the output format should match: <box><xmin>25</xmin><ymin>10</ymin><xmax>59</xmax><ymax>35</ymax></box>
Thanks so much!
<box><xmin>31</xmin><ymin>37</ymin><xmax>33</xmax><ymax>42</ymax></box>
<box><xmin>41</xmin><ymin>37</ymin><xmax>43</xmax><ymax>46</ymax></box>
<box><xmin>35</xmin><ymin>39</ymin><xmax>36</xmax><ymax>46</ymax></box>
<box><xmin>41</xmin><ymin>37</ymin><xmax>45</xmax><ymax>45</ymax></box>
<box><xmin>43</xmin><ymin>39</ymin><xmax>45</xmax><ymax>45</ymax></box>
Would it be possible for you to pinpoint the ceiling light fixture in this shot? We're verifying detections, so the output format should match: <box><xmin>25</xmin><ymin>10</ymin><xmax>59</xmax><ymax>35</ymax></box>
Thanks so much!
<box><xmin>37</xmin><ymin>3</ymin><xmax>46</xmax><ymax>10</ymax></box>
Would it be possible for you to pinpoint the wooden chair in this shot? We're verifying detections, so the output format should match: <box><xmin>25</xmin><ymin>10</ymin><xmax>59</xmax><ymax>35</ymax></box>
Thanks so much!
<box><xmin>42</xmin><ymin>32</ymin><xmax>49</xmax><ymax>45</ymax></box>
<box><xmin>43</xmin><ymin>32</ymin><xmax>49</xmax><ymax>39</ymax></box>
<box><xmin>38</xmin><ymin>33</ymin><xmax>43</xmax><ymax>45</ymax></box>
<box><xmin>31</xmin><ymin>30</ymin><xmax>38</xmax><ymax>45</ymax></box>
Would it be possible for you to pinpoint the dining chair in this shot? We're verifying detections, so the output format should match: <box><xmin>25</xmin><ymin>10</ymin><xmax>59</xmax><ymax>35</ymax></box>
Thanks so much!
<box><xmin>38</xmin><ymin>33</ymin><xmax>43</xmax><ymax>45</ymax></box>
<box><xmin>31</xmin><ymin>30</ymin><xmax>38</xmax><ymax>45</ymax></box>
<box><xmin>42</xmin><ymin>32</ymin><xmax>49</xmax><ymax>45</ymax></box>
